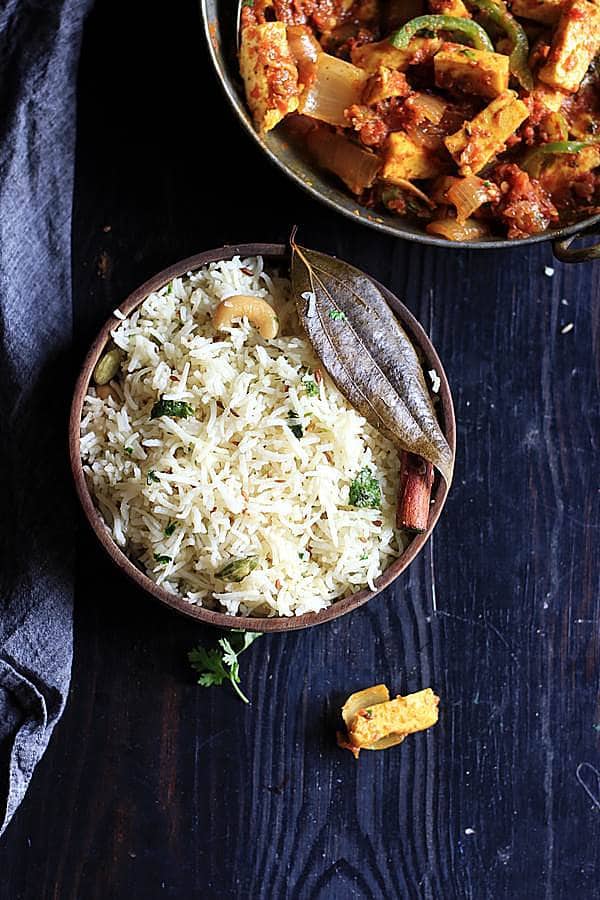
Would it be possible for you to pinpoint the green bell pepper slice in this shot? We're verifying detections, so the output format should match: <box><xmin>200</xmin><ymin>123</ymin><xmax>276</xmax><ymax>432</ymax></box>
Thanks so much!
<box><xmin>522</xmin><ymin>141</ymin><xmax>591</xmax><ymax>178</ymax></box>
<box><xmin>464</xmin><ymin>0</ymin><xmax>533</xmax><ymax>91</ymax></box>
<box><xmin>390</xmin><ymin>14</ymin><xmax>494</xmax><ymax>52</ymax></box>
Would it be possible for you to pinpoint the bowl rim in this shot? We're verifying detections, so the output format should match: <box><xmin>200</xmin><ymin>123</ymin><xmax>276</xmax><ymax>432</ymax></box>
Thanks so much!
<box><xmin>200</xmin><ymin>0</ymin><xmax>600</xmax><ymax>251</ymax></box>
<box><xmin>69</xmin><ymin>243</ymin><xmax>456</xmax><ymax>632</ymax></box>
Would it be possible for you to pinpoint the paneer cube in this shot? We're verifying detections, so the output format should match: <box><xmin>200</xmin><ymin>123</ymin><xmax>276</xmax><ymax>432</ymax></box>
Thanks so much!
<box><xmin>444</xmin><ymin>90</ymin><xmax>529</xmax><ymax>175</ymax></box>
<box><xmin>352</xmin><ymin>37</ymin><xmax>442</xmax><ymax>74</ymax></box>
<box><xmin>239</xmin><ymin>22</ymin><xmax>299</xmax><ymax>132</ymax></box>
<box><xmin>538</xmin><ymin>145</ymin><xmax>600</xmax><ymax>196</ymax></box>
<box><xmin>382</xmin><ymin>132</ymin><xmax>445</xmax><ymax>181</ymax></box>
<box><xmin>362</xmin><ymin>66</ymin><xmax>410</xmax><ymax>104</ymax></box>
<box><xmin>538</xmin><ymin>0</ymin><xmax>600</xmax><ymax>93</ymax></box>
<box><xmin>510</xmin><ymin>0</ymin><xmax>566</xmax><ymax>24</ymax></box>
<box><xmin>434</xmin><ymin>43</ymin><xmax>510</xmax><ymax>98</ymax></box>
<box><xmin>348</xmin><ymin>689</ymin><xmax>440</xmax><ymax>749</ymax></box>
<box><xmin>530</xmin><ymin>81</ymin><xmax>569</xmax><ymax>112</ymax></box>
<box><xmin>298</xmin><ymin>53</ymin><xmax>367</xmax><ymax>126</ymax></box>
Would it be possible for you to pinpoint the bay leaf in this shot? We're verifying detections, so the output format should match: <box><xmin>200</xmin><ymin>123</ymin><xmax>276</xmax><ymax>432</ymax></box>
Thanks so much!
<box><xmin>291</xmin><ymin>242</ymin><xmax>454</xmax><ymax>486</ymax></box>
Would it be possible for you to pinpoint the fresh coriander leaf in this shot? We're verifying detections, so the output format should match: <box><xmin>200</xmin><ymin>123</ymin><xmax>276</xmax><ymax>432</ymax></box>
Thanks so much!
<box><xmin>304</xmin><ymin>379</ymin><xmax>319</xmax><ymax>397</ymax></box>
<box><xmin>154</xmin><ymin>553</ymin><xmax>172</xmax><ymax>565</ymax></box>
<box><xmin>147</xmin><ymin>470</ymin><xmax>160</xmax><ymax>484</ymax></box>
<box><xmin>328</xmin><ymin>309</ymin><xmax>347</xmax><ymax>321</ymax></box>
<box><xmin>234</xmin><ymin>630</ymin><xmax>262</xmax><ymax>652</ymax></box>
<box><xmin>150</xmin><ymin>398</ymin><xmax>194</xmax><ymax>420</ymax></box>
<box><xmin>287</xmin><ymin>410</ymin><xmax>304</xmax><ymax>438</ymax></box>
<box><xmin>188</xmin><ymin>646</ymin><xmax>228</xmax><ymax>688</ymax></box>
<box><xmin>124</xmin><ymin>446</ymin><xmax>133</xmax><ymax>455</ymax></box>
<box><xmin>188</xmin><ymin>631</ymin><xmax>262</xmax><ymax>703</ymax></box>
<box><xmin>164</xmin><ymin>522</ymin><xmax>176</xmax><ymax>537</ymax></box>
<box><xmin>360</xmin><ymin>552</ymin><xmax>369</xmax><ymax>560</ymax></box>
<box><xmin>219</xmin><ymin>638</ymin><xmax>239</xmax><ymax>671</ymax></box>
<box><xmin>349</xmin><ymin>467</ymin><xmax>381</xmax><ymax>508</ymax></box>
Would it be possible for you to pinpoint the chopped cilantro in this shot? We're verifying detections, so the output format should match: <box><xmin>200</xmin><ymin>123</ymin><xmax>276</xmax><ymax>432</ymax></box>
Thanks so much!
<box><xmin>124</xmin><ymin>446</ymin><xmax>133</xmax><ymax>455</ymax></box>
<box><xmin>150</xmin><ymin>398</ymin><xmax>194</xmax><ymax>420</ymax></box>
<box><xmin>328</xmin><ymin>309</ymin><xmax>347</xmax><ymax>321</ymax></box>
<box><xmin>188</xmin><ymin>631</ymin><xmax>261</xmax><ymax>703</ymax></box>
<box><xmin>153</xmin><ymin>554</ymin><xmax>172</xmax><ymax>565</ymax></box>
<box><xmin>164</xmin><ymin>522</ymin><xmax>176</xmax><ymax>537</ymax></box>
<box><xmin>349</xmin><ymin>467</ymin><xmax>381</xmax><ymax>509</ymax></box>
<box><xmin>287</xmin><ymin>410</ymin><xmax>303</xmax><ymax>439</ymax></box>
<box><xmin>147</xmin><ymin>470</ymin><xmax>160</xmax><ymax>484</ymax></box>
<box><xmin>304</xmin><ymin>379</ymin><xmax>319</xmax><ymax>397</ymax></box>
<box><xmin>360</xmin><ymin>552</ymin><xmax>369</xmax><ymax>561</ymax></box>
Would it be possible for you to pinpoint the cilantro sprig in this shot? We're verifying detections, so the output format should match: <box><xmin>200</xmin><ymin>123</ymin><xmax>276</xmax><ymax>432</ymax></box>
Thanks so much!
<box><xmin>188</xmin><ymin>631</ymin><xmax>261</xmax><ymax>703</ymax></box>
<box><xmin>349</xmin><ymin>466</ymin><xmax>381</xmax><ymax>509</ymax></box>
<box><xmin>150</xmin><ymin>398</ymin><xmax>194</xmax><ymax>420</ymax></box>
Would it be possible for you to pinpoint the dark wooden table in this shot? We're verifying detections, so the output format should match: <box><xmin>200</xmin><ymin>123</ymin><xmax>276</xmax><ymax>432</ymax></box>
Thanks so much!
<box><xmin>1</xmin><ymin>1</ymin><xmax>599</xmax><ymax>897</ymax></box>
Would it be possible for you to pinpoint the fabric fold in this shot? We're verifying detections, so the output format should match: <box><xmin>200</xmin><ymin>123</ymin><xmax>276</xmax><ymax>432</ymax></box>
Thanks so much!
<box><xmin>0</xmin><ymin>0</ymin><xmax>93</xmax><ymax>836</ymax></box>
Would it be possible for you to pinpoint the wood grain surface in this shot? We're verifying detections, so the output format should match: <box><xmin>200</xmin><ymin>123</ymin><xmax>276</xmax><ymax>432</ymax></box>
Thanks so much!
<box><xmin>0</xmin><ymin>1</ymin><xmax>599</xmax><ymax>898</ymax></box>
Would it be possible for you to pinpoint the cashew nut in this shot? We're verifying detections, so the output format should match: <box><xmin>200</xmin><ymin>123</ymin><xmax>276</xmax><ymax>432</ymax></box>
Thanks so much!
<box><xmin>212</xmin><ymin>295</ymin><xmax>279</xmax><ymax>340</ymax></box>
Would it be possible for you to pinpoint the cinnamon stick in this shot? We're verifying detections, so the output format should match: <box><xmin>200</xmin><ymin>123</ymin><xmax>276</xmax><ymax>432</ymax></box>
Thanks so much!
<box><xmin>396</xmin><ymin>452</ymin><xmax>434</xmax><ymax>533</ymax></box>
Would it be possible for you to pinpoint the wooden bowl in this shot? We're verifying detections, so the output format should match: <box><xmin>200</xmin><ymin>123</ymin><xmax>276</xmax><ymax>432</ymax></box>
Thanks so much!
<box><xmin>69</xmin><ymin>244</ymin><xmax>456</xmax><ymax>632</ymax></box>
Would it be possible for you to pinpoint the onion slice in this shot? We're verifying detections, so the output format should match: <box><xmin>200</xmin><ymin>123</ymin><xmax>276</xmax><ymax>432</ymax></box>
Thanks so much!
<box><xmin>299</xmin><ymin>53</ymin><xmax>367</xmax><ymax>127</ymax></box>
<box><xmin>409</xmin><ymin>92</ymin><xmax>448</xmax><ymax>125</ymax></box>
<box><xmin>426</xmin><ymin>216</ymin><xmax>490</xmax><ymax>241</ymax></box>
<box><xmin>286</xmin><ymin>25</ymin><xmax>321</xmax><ymax>89</ymax></box>
<box><xmin>385</xmin><ymin>177</ymin><xmax>436</xmax><ymax>208</ymax></box>
<box><xmin>306</xmin><ymin>129</ymin><xmax>381</xmax><ymax>195</ymax></box>
<box><xmin>446</xmin><ymin>175</ymin><xmax>497</xmax><ymax>223</ymax></box>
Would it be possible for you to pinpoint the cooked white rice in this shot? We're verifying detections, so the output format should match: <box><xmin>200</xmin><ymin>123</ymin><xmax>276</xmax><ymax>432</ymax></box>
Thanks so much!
<box><xmin>80</xmin><ymin>255</ymin><xmax>405</xmax><ymax>617</ymax></box>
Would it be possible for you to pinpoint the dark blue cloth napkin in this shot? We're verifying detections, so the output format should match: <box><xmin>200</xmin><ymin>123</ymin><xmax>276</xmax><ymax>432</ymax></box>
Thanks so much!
<box><xmin>0</xmin><ymin>0</ymin><xmax>91</xmax><ymax>835</ymax></box>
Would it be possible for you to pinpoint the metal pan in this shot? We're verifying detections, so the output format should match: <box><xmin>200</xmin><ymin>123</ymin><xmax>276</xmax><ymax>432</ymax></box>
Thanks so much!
<box><xmin>201</xmin><ymin>0</ymin><xmax>600</xmax><ymax>262</ymax></box>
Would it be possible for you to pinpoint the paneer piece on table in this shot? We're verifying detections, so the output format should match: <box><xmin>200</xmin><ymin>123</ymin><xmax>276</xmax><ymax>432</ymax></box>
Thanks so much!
<box><xmin>510</xmin><ymin>0</ymin><xmax>566</xmax><ymax>24</ymax></box>
<box><xmin>538</xmin><ymin>0</ymin><xmax>600</xmax><ymax>93</ymax></box>
<box><xmin>444</xmin><ymin>90</ymin><xmax>529</xmax><ymax>175</ymax></box>
<box><xmin>239</xmin><ymin>22</ymin><xmax>299</xmax><ymax>132</ymax></box>
<box><xmin>434</xmin><ymin>43</ymin><xmax>510</xmax><ymax>98</ymax></box>
<box><xmin>382</xmin><ymin>132</ymin><xmax>446</xmax><ymax>182</ymax></box>
<box><xmin>347</xmin><ymin>688</ymin><xmax>440</xmax><ymax>751</ymax></box>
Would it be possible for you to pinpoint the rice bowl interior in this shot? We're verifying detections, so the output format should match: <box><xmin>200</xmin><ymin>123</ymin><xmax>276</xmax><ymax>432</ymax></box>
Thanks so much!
<box><xmin>79</xmin><ymin>255</ymin><xmax>412</xmax><ymax>618</ymax></box>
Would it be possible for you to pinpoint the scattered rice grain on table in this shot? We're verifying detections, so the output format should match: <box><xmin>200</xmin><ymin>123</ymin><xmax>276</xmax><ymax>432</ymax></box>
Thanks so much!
<box><xmin>80</xmin><ymin>256</ymin><xmax>405</xmax><ymax>617</ymax></box>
